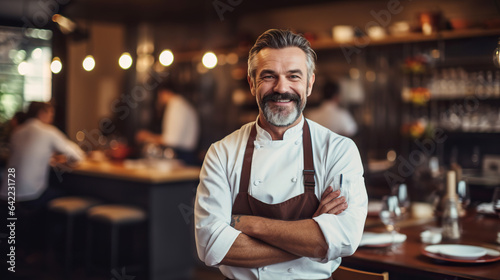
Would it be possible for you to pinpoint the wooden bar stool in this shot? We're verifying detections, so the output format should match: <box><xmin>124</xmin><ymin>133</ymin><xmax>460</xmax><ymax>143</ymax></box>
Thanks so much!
<box><xmin>85</xmin><ymin>204</ymin><xmax>147</xmax><ymax>278</ymax></box>
<box><xmin>47</xmin><ymin>196</ymin><xmax>100</xmax><ymax>278</ymax></box>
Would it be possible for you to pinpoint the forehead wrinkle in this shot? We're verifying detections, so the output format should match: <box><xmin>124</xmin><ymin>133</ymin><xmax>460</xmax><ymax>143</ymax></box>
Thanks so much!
<box><xmin>255</xmin><ymin>47</ymin><xmax>308</xmax><ymax>75</ymax></box>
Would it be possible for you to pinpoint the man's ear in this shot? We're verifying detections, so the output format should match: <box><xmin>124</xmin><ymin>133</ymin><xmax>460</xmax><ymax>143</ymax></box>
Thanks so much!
<box><xmin>248</xmin><ymin>76</ymin><xmax>256</xmax><ymax>96</ymax></box>
<box><xmin>307</xmin><ymin>73</ymin><xmax>315</xmax><ymax>97</ymax></box>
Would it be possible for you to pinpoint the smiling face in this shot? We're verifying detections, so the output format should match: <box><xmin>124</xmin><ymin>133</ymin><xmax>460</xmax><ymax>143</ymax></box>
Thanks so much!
<box><xmin>249</xmin><ymin>47</ymin><xmax>315</xmax><ymax>129</ymax></box>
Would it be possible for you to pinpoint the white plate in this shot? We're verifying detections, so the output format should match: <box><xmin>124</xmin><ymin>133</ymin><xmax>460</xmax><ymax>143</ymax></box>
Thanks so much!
<box><xmin>425</xmin><ymin>244</ymin><xmax>487</xmax><ymax>260</ymax></box>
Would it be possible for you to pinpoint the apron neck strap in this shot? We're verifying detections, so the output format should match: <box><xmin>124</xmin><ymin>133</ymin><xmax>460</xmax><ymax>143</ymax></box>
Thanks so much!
<box><xmin>239</xmin><ymin>124</ymin><xmax>257</xmax><ymax>194</ymax></box>
<box><xmin>238</xmin><ymin>120</ymin><xmax>316</xmax><ymax>194</ymax></box>
<box><xmin>302</xmin><ymin>120</ymin><xmax>316</xmax><ymax>192</ymax></box>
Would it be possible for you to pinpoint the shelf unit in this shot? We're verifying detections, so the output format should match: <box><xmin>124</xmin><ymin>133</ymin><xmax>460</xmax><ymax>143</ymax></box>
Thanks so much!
<box><xmin>311</xmin><ymin>28</ymin><xmax>500</xmax><ymax>50</ymax></box>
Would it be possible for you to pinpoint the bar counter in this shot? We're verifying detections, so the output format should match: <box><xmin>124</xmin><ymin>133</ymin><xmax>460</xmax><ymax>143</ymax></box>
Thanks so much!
<box><xmin>50</xmin><ymin>159</ymin><xmax>201</xmax><ymax>280</ymax></box>
<box><xmin>69</xmin><ymin>159</ymin><xmax>201</xmax><ymax>183</ymax></box>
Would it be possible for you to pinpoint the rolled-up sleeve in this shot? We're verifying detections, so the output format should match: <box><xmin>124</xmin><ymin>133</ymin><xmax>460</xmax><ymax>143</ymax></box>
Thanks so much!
<box><xmin>194</xmin><ymin>144</ymin><xmax>241</xmax><ymax>267</ymax></box>
<box><xmin>312</xmin><ymin>138</ymin><xmax>368</xmax><ymax>262</ymax></box>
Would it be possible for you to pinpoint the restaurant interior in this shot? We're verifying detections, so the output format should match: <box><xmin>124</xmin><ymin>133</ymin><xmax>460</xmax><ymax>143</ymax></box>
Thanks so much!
<box><xmin>0</xmin><ymin>0</ymin><xmax>499</xmax><ymax>279</ymax></box>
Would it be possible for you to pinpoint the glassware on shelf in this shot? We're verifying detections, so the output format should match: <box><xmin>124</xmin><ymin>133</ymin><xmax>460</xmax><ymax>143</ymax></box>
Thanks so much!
<box><xmin>476</xmin><ymin>71</ymin><xmax>487</xmax><ymax>97</ymax></box>
<box><xmin>486</xmin><ymin>71</ymin><xmax>495</xmax><ymax>97</ymax></box>
<box><xmin>494</xmin><ymin>71</ymin><xmax>500</xmax><ymax>97</ymax></box>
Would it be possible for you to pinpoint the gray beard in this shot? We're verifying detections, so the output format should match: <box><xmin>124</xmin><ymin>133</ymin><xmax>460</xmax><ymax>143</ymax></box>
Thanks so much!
<box><xmin>260</xmin><ymin>96</ymin><xmax>306</xmax><ymax>127</ymax></box>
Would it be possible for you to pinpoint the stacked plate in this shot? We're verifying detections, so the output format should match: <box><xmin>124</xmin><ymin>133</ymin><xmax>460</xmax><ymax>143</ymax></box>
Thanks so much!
<box><xmin>422</xmin><ymin>244</ymin><xmax>500</xmax><ymax>263</ymax></box>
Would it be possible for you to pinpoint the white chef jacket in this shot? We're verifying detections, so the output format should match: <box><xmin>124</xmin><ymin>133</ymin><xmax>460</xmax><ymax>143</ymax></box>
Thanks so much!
<box><xmin>0</xmin><ymin>119</ymin><xmax>84</xmax><ymax>201</ymax></box>
<box><xmin>161</xmin><ymin>95</ymin><xmax>199</xmax><ymax>151</ymax></box>
<box><xmin>306</xmin><ymin>102</ymin><xmax>358</xmax><ymax>137</ymax></box>
<box><xmin>195</xmin><ymin>116</ymin><xmax>368</xmax><ymax>280</ymax></box>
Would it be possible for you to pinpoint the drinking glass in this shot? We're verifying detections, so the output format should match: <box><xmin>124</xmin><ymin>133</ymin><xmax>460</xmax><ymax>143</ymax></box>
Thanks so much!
<box><xmin>456</xmin><ymin>180</ymin><xmax>470</xmax><ymax>210</ymax></box>
<box><xmin>379</xmin><ymin>195</ymin><xmax>403</xmax><ymax>249</ymax></box>
<box><xmin>493</xmin><ymin>187</ymin><xmax>500</xmax><ymax>217</ymax></box>
<box><xmin>394</xmin><ymin>184</ymin><xmax>411</xmax><ymax>219</ymax></box>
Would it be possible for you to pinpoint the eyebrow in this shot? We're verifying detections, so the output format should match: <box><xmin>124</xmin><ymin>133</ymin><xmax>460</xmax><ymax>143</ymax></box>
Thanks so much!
<box><xmin>259</xmin><ymin>69</ymin><xmax>304</xmax><ymax>76</ymax></box>
<box><xmin>259</xmin><ymin>69</ymin><xmax>276</xmax><ymax>77</ymax></box>
<box><xmin>288</xmin><ymin>69</ymin><xmax>303</xmax><ymax>76</ymax></box>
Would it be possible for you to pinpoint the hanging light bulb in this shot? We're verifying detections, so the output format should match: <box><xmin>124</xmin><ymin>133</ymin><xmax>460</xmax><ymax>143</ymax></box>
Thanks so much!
<box><xmin>83</xmin><ymin>55</ymin><xmax>95</xmax><ymax>71</ymax></box>
<box><xmin>51</xmin><ymin>57</ymin><xmax>62</xmax><ymax>74</ymax></box>
<box><xmin>493</xmin><ymin>38</ymin><xmax>500</xmax><ymax>68</ymax></box>
<box><xmin>159</xmin><ymin>49</ymin><xmax>174</xmax><ymax>66</ymax></box>
<box><xmin>202</xmin><ymin>52</ymin><xmax>217</xmax><ymax>69</ymax></box>
<box><xmin>119</xmin><ymin>52</ymin><xmax>133</xmax><ymax>69</ymax></box>
<box><xmin>17</xmin><ymin>61</ymin><xmax>28</xmax><ymax>75</ymax></box>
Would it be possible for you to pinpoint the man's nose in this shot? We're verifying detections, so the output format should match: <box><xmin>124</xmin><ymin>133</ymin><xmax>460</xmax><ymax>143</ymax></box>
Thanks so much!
<box><xmin>273</xmin><ymin>77</ymin><xmax>289</xmax><ymax>94</ymax></box>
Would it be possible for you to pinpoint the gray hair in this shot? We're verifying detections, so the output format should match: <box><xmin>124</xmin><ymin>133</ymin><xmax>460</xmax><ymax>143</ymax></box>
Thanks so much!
<box><xmin>248</xmin><ymin>29</ymin><xmax>316</xmax><ymax>83</ymax></box>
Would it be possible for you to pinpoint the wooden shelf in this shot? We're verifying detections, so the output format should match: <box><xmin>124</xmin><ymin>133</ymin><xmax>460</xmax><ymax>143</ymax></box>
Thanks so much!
<box><xmin>428</xmin><ymin>95</ymin><xmax>500</xmax><ymax>101</ymax></box>
<box><xmin>311</xmin><ymin>28</ymin><xmax>500</xmax><ymax>50</ymax></box>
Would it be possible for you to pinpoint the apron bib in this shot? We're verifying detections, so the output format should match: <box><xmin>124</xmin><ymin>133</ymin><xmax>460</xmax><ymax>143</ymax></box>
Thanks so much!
<box><xmin>230</xmin><ymin>121</ymin><xmax>332</xmax><ymax>280</ymax></box>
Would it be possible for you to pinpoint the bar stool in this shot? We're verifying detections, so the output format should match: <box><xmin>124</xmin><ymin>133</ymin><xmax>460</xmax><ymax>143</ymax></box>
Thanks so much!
<box><xmin>47</xmin><ymin>196</ymin><xmax>100</xmax><ymax>278</ymax></box>
<box><xmin>85</xmin><ymin>204</ymin><xmax>147</xmax><ymax>278</ymax></box>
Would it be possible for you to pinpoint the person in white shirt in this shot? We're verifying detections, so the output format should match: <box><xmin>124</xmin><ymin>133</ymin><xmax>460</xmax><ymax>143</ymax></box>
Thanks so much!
<box><xmin>194</xmin><ymin>29</ymin><xmax>367</xmax><ymax>279</ymax></box>
<box><xmin>306</xmin><ymin>81</ymin><xmax>358</xmax><ymax>137</ymax></box>
<box><xmin>0</xmin><ymin>101</ymin><xmax>84</xmax><ymax>263</ymax></box>
<box><xmin>136</xmin><ymin>82</ymin><xmax>200</xmax><ymax>165</ymax></box>
<box><xmin>1</xmin><ymin>102</ymin><xmax>84</xmax><ymax>203</ymax></box>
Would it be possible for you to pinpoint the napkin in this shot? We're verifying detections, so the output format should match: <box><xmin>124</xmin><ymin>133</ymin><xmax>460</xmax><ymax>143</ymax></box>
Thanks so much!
<box><xmin>477</xmin><ymin>202</ymin><xmax>495</xmax><ymax>215</ymax></box>
<box><xmin>360</xmin><ymin>232</ymin><xmax>407</xmax><ymax>246</ymax></box>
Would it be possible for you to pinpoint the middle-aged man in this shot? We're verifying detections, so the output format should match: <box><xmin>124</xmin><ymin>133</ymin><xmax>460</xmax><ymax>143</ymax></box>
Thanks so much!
<box><xmin>195</xmin><ymin>29</ymin><xmax>367</xmax><ymax>279</ymax></box>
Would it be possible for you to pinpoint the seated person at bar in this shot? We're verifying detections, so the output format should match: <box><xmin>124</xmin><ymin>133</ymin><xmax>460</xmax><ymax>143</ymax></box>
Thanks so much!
<box><xmin>135</xmin><ymin>81</ymin><xmax>200</xmax><ymax>165</ymax></box>
<box><xmin>194</xmin><ymin>29</ymin><xmax>367</xmax><ymax>279</ymax></box>
<box><xmin>0</xmin><ymin>101</ymin><xmax>84</xmax><ymax>259</ymax></box>
<box><xmin>306</xmin><ymin>80</ymin><xmax>358</xmax><ymax>137</ymax></box>
<box><xmin>0</xmin><ymin>111</ymin><xmax>27</xmax><ymax>166</ymax></box>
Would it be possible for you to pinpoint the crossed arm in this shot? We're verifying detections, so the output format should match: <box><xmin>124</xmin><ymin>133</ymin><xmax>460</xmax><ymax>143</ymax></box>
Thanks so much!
<box><xmin>220</xmin><ymin>187</ymin><xmax>347</xmax><ymax>267</ymax></box>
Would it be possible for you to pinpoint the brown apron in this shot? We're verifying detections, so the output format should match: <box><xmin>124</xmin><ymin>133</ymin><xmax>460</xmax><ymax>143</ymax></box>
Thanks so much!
<box><xmin>230</xmin><ymin>121</ymin><xmax>332</xmax><ymax>280</ymax></box>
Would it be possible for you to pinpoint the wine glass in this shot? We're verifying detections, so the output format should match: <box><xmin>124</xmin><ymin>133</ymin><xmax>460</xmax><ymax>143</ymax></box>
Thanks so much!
<box><xmin>493</xmin><ymin>187</ymin><xmax>500</xmax><ymax>218</ymax></box>
<box><xmin>456</xmin><ymin>180</ymin><xmax>470</xmax><ymax>211</ymax></box>
<box><xmin>379</xmin><ymin>195</ymin><xmax>403</xmax><ymax>250</ymax></box>
<box><xmin>394</xmin><ymin>184</ymin><xmax>411</xmax><ymax>219</ymax></box>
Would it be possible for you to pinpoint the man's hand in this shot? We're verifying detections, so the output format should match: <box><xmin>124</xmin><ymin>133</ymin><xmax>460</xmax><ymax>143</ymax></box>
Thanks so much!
<box><xmin>313</xmin><ymin>186</ymin><xmax>347</xmax><ymax>217</ymax></box>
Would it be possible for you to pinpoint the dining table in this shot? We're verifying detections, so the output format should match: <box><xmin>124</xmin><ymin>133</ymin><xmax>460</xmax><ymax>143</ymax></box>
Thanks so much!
<box><xmin>344</xmin><ymin>209</ymin><xmax>500</xmax><ymax>280</ymax></box>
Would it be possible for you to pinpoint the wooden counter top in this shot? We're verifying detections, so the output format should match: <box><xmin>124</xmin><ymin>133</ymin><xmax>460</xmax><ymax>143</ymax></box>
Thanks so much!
<box><xmin>68</xmin><ymin>159</ymin><xmax>201</xmax><ymax>184</ymax></box>
<box><xmin>346</xmin><ymin>211</ymin><xmax>500</xmax><ymax>280</ymax></box>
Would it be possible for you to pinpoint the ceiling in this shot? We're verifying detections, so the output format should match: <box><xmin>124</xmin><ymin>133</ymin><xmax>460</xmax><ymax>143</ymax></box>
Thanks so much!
<box><xmin>59</xmin><ymin>0</ymin><xmax>338</xmax><ymax>24</ymax></box>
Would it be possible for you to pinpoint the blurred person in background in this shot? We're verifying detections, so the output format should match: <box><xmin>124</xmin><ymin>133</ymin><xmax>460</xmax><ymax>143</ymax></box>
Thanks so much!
<box><xmin>135</xmin><ymin>81</ymin><xmax>200</xmax><ymax>165</ymax></box>
<box><xmin>6</xmin><ymin>111</ymin><xmax>27</xmax><ymax>138</ymax></box>
<box><xmin>0</xmin><ymin>101</ymin><xmax>84</xmax><ymax>264</ymax></box>
<box><xmin>306</xmin><ymin>80</ymin><xmax>358</xmax><ymax>137</ymax></box>
<box><xmin>0</xmin><ymin>111</ymin><xmax>27</xmax><ymax>166</ymax></box>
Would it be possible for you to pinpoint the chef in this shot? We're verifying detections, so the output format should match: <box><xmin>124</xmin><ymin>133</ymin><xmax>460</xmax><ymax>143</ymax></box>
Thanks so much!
<box><xmin>194</xmin><ymin>29</ymin><xmax>367</xmax><ymax>280</ymax></box>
